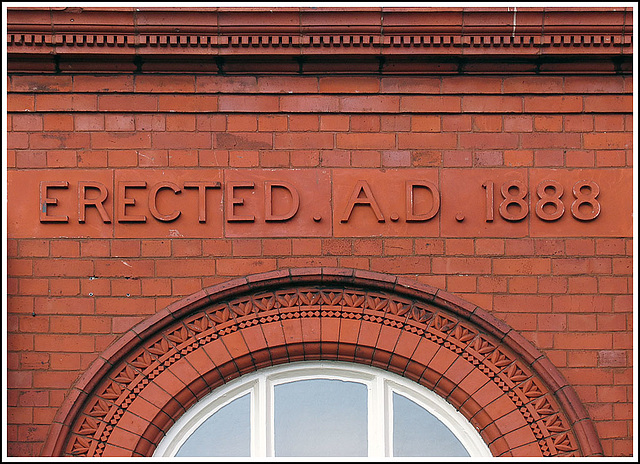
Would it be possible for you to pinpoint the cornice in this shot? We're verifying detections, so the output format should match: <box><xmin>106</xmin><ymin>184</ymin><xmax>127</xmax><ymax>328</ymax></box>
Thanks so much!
<box><xmin>7</xmin><ymin>7</ymin><xmax>633</xmax><ymax>73</ymax></box>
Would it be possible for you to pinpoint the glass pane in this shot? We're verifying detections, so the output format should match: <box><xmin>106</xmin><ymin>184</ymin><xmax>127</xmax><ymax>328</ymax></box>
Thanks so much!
<box><xmin>274</xmin><ymin>379</ymin><xmax>368</xmax><ymax>457</ymax></box>
<box><xmin>176</xmin><ymin>393</ymin><xmax>251</xmax><ymax>457</ymax></box>
<box><xmin>393</xmin><ymin>392</ymin><xmax>469</xmax><ymax>457</ymax></box>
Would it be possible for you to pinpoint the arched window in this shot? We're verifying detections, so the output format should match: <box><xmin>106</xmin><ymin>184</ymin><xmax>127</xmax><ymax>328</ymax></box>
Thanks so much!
<box><xmin>154</xmin><ymin>361</ymin><xmax>492</xmax><ymax>458</ymax></box>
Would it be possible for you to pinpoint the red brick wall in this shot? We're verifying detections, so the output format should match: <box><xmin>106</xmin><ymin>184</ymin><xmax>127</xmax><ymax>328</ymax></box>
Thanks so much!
<box><xmin>6</xmin><ymin>70</ymin><xmax>633</xmax><ymax>456</ymax></box>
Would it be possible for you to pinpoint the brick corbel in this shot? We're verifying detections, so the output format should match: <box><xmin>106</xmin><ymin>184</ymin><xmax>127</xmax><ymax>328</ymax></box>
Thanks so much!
<box><xmin>7</xmin><ymin>7</ymin><xmax>633</xmax><ymax>74</ymax></box>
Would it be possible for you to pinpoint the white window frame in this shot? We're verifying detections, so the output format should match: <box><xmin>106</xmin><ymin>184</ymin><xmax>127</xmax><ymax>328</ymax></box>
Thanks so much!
<box><xmin>153</xmin><ymin>361</ymin><xmax>492</xmax><ymax>458</ymax></box>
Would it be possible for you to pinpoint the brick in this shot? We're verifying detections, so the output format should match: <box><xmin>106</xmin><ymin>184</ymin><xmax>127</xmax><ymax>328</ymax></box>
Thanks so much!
<box><xmin>594</xmin><ymin>114</ymin><xmax>626</xmax><ymax>132</ymax></box>
<box><xmin>595</xmin><ymin>150</ymin><xmax>626</xmax><ymax>167</ymax></box>
<box><xmin>459</xmin><ymin>133</ymin><xmax>518</xmax><ymax>149</ymax></box>
<box><xmin>534</xmin><ymin>115</ymin><xmax>562</xmax><ymax>132</ymax></box>
<box><xmin>463</xmin><ymin>96</ymin><xmax>522</xmax><ymax>113</ymax></box>
<box><xmin>568</xmin><ymin>276</ymin><xmax>598</xmax><ymax>294</ymax></box>
<box><xmin>336</xmin><ymin>133</ymin><xmax>395</xmax><ymax>150</ymax></box>
<box><xmin>411</xmin><ymin>115</ymin><xmax>440</xmax><ymax>132</ymax></box>
<box><xmin>381</xmin><ymin>150</ymin><xmax>410</xmax><ymax>167</ymax></box>
<box><xmin>477</xmin><ymin>279</ymin><xmax>508</xmax><ymax>301</ymax></box>
<box><xmin>538</xmin><ymin>276</ymin><xmax>567</xmax><ymax>294</ymax></box>
<box><xmin>135</xmin><ymin>75</ymin><xmax>194</xmax><ymax>92</ymax></box>
<box><xmin>199</xmin><ymin>150</ymin><xmax>229</xmax><ymax>167</ymax></box>
<box><xmin>279</xmin><ymin>95</ymin><xmax>339</xmax><ymax>113</ymax></box>
<box><xmin>598</xmin><ymin>277</ymin><xmax>628</xmax><ymax>294</ymax></box>
<box><xmin>411</xmin><ymin>150</ymin><xmax>441</xmax><ymax>166</ymax></box>
<box><xmin>46</xmin><ymin>150</ymin><xmax>77</xmax><ymax>168</ymax></box>
<box><xmin>522</xmin><ymin>133</ymin><xmax>581</xmax><ymax>149</ymax></box>
<box><xmin>288</xmin><ymin>114</ymin><xmax>319</xmax><ymax>131</ymax></box>
<box><xmin>18</xmin><ymin>279</ymin><xmax>48</xmax><ymax>296</ymax></box>
<box><xmin>216</xmin><ymin>133</ymin><xmax>272</xmax><ymax>150</ymax></box>
<box><xmin>564</xmin><ymin>114</ymin><xmax>593</xmax><ymax>132</ymax></box>
<box><xmin>154</xmin><ymin>132</ymin><xmax>211</xmax><ymax>150</ymax></box>
<box><xmin>533</xmin><ymin>150</ymin><xmax>564</xmax><ymax>167</ymax></box>
<box><xmin>292</xmin><ymin>150</ymin><xmax>320</xmax><ymax>167</ymax></box>
<box><xmin>33</xmin><ymin>259</ymin><xmax>94</xmax><ymax>278</ymax></box>
<box><xmin>595</xmin><ymin>238</ymin><xmax>625</xmax><ymax>255</ymax></box>
<box><xmin>494</xmin><ymin>295</ymin><xmax>551</xmax><ymax>313</ymax></box>
<box><xmin>320</xmin><ymin>115</ymin><xmax>350</xmax><ymax>132</ymax></box>
<box><xmin>196</xmin><ymin>114</ymin><xmax>226</xmax><ymax>132</ymax></box>
<box><xmin>400</xmin><ymin>96</ymin><xmax>460</xmax><ymax>113</ymax></box>
<box><xmin>34</xmin><ymin>335</ymin><xmax>95</xmax><ymax>353</ymax></box>
<box><xmin>370</xmin><ymin>257</ymin><xmax>430</xmax><ymax>274</ymax></box>
<box><xmin>197</xmin><ymin>75</ymin><xmax>258</xmax><ymax>93</ymax></box>
<box><xmin>258</xmin><ymin>115</ymin><xmax>287</xmax><ymax>132</ymax></box>
<box><xmin>584</xmin><ymin>133</ymin><xmax>632</xmax><ymax>150</ymax></box>
<box><xmin>445</xmin><ymin>239</ymin><xmax>474</xmax><ymax>255</ymax></box>
<box><xmin>260</xmin><ymin>150</ymin><xmax>289</xmax><ymax>167</ymax></box>
<box><xmin>524</xmin><ymin>96</ymin><xmax>583</xmax><ymax>113</ymax></box>
<box><xmin>291</xmin><ymin>238</ymin><xmax>322</xmax><ymax>255</ymax></box>
<box><xmin>8</xmin><ymin>94</ymin><xmax>35</xmax><ymax>112</ymax></box>
<box><xmin>275</xmin><ymin>133</ymin><xmax>333</xmax><ymax>150</ymax></box>
<box><xmin>95</xmin><ymin>297</ymin><xmax>156</xmax><ymax>316</ymax></box>
<box><xmin>229</xmin><ymin>150</ymin><xmax>259</xmax><ymax>167</ymax></box>
<box><xmin>257</xmin><ymin>76</ymin><xmax>317</xmax><ymax>93</ymax></box>
<box><xmin>584</xmin><ymin>95</ymin><xmax>632</xmax><ymax>113</ymax></box>
<box><xmin>232</xmin><ymin>239</ymin><xmax>261</xmax><ymax>257</ymax></box>
<box><xmin>158</xmin><ymin>95</ymin><xmax>217</xmax><ymax>112</ymax></box>
<box><xmin>49</xmin><ymin>278</ymin><xmax>80</xmax><ymax>296</ymax></box>
<box><xmin>380</xmin><ymin>77</ymin><xmax>440</xmax><ymax>94</ymax></box>
<box><xmin>74</xmin><ymin>75</ymin><xmax>134</xmax><ymax>92</ymax></box>
<box><xmin>98</xmin><ymin>95</ymin><xmax>156</xmax><ymax>112</ymax></box>
<box><xmin>104</xmin><ymin>114</ymin><xmax>135</xmax><ymax>131</ymax></box>
<box><xmin>552</xmin><ymin>258</ymin><xmax>611</xmax><ymax>275</ymax></box>
<box><xmin>262</xmin><ymin>239</ymin><xmax>292</xmax><ymax>256</ymax></box>
<box><xmin>165</xmin><ymin>114</ymin><xmax>196</xmax><ymax>132</ymax></box>
<box><xmin>351</xmin><ymin>150</ymin><xmax>380</xmax><ymax>167</ymax></box>
<box><xmin>399</xmin><ymin>133</ymin><xmax>456</xmax><ymax>149</ymax></box>
<box><xmin>564</xmin><ymin>76</ymin><xmax>625</xmax><ymax>93</ymax></box>
<box><xmin>12</xmin><ymin>114</ymin><xmax>43</xmax><ymax>131</ymax></box>
<box><xmin>503</xmin><ymin>76</ymin><xmax>564</xmax><ymax>94</ymax></box>
<box><xmin>381</xmin><ymin>115</ymin><xmax>411</xmax><ymax>132</ymax></box>
<box><xmin>553</xmin><ymin>295</ymin><xmax>612</xmax><ymax>313</ymax></box>
<box><xmin>565</xmin><ymin>239</ymin><xmax>595</xmax><ymax>256</ymax></box>
<box><xmin>442</xmin><ymin>150</ymin><xmax>472</xmax><ymax>167</ymax></box>
<box><xmin>94</xmin><ymin>260</ymin><xmax>153</xmax><ymax>278</ymax></box>
<box><xmin>30</xmin><ymin>133</ymin><xmax>91</xmax><ymax>150</ymax></box>
<box><xmin>91</xmin><ymin>132</ymin><xmax>151</xmax><ymax>150</ymax></box>
<box><xmin>431</xmin><ymin>257</ymin><xmax>490</xmax><ymax>274</ymax></box>
<box><xmin>473</xmin><ymin>151</ymin><xmax>502</xmax><ymax>166</ymax></box>
<box><xmin>566</xmin><ymin>150</ymin><xmax>595</xmax><ymax>167</ymax></box>
<box><xmin>215</xmin><ymin>258</ymin><xmax>276</xmax><ymax>276</ymax></box>
<box><xmin>442</xmin><ymin>114</ymin><xmax>472</xmax><ymax>132</ymax></box>
<box><xmin>442</xmin><ymin>76</ymin><xmax>502</xmax><ymax>94</ymax></box>
<box><xmin>493</xmin><ymin>258</ymin><xmax>550</xmax><ymax>275</ymax></box>
<box><xmin>597</xmin><ymin>314</ymin><xmax>627</xmax><ymax>332</ymax></box>
<box><xmin>339</xmin><ymin>95</ymin><xmax>399</xmax><ymax>113</ymax></box>
<box><xmin>472</xmin><ymin>115</ymin><xmax>502</xmax><ymax>132</ymax></box>
<box><xmin>12</xmin><ymin>75</ymin><xmax>73</xmax><ymax>93</ymax></box>
<box><xmin>447</xmin><ymin>275</ymin><xmax>476</xmax><ymax>293</ymax></box>
<box><xmin>350</xmin><ymin>115</ymin><xmax>380</xmax><ymax>132</ymax></box>
<box><xmin>319</xmin><ymin>76</ymin><xmax>379</xmax><ymax>93</ymax></box>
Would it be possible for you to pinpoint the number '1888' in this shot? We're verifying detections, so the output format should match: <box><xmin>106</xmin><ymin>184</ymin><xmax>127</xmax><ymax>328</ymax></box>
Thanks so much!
<box><xmin>481</xmin><ymin>180</ymin><xmax>601</xmax><ymax>222</ymax></box>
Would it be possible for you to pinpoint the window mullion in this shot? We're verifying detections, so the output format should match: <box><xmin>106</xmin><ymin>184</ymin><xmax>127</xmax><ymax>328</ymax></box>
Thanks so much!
<box><xmin>253</xmin><ymin>375</ymin><xmax>268</xmax><ymax>457</ymax></box>
<box><xmin>368</xmin><ymin>375</ymin><xmax>386</xmax><ymax>457</ymax></box>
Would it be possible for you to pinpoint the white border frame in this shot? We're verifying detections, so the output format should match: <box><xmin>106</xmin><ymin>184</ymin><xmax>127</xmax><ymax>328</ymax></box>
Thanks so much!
<box><xmin>154</xmin><ymin>361</ymin><xmax>492</xmax><ymax>458</ymax></box>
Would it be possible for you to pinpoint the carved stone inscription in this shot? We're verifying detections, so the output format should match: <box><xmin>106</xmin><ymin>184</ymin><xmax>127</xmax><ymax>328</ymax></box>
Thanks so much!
<box><xmin>6</xmin><ymin>168</ymin><xmax>632</xmax><ymax>238</ymax></box>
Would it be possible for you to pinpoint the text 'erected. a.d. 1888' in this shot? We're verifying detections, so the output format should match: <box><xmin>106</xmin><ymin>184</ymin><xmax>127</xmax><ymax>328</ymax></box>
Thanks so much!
<box><xmin>7</xmin><ymin>168</ymin><xmax>632</xmax><ymax>239</ymax></box>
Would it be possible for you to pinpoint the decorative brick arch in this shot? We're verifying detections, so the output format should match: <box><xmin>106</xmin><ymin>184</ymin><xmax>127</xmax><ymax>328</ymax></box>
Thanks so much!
<box><xmin>41</xmin><ymin>268</ymin><xmax>602</xmax><ymax>457</ymax></box>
